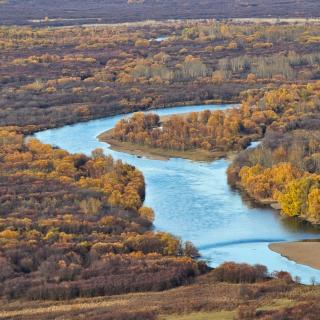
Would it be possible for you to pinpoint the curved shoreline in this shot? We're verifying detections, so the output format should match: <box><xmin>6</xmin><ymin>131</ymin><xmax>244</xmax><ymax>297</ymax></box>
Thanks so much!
<box><xmin>269</xmin><ymin>241</ymin><xmax>320</xmax><ymax>271</ymax></box>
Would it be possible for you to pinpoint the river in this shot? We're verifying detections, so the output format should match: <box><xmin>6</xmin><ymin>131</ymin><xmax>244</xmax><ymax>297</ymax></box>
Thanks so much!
<box><xmin>35</xmin><ymin>104</ymin><xmax>320</xmax><ymax>284</ymax></box>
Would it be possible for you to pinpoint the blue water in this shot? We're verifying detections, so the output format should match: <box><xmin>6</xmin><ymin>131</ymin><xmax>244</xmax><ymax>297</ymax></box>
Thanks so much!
<box><xmin>152</xmin><ymin>36</ymin><xmax>169</xmax><ymax>42</ymax></box>
<box><xmin>35</xmin><ymin>104</ymin><xmax>320</xmax><ymax>284</ymax></box>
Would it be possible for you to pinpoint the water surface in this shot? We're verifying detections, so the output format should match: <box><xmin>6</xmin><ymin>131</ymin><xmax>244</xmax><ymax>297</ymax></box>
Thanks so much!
<box><xmin>35</xmin><ymin>104</ymin><xmax>320</xmax><ymax>284</ymax></box>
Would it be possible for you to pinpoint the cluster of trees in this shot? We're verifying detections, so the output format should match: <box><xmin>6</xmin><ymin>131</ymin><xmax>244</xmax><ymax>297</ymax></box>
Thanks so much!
<box><xmin>0</xmin><ymin>257</ymin><xmax>311</xmax><ymax>320</ymax></box>
<box><xmin>229</xmin><ymin>83</ymin><xmax>320</xmax><ymax>223</ymax></box>
<box><xmin>111</xmin><ymin>107</ymin><xmax>269</xmax><ymax>153</ymax></box>
<box><xmin>210</xmin><ymin>262</ymin><xmax>269</xmax><ymax>283</ymax></box>
<box><xmin>1</xmin><ymin>21</ymin><xmax>320</xmax><ymax>134</ymax></box>
<box><xmin>1</xmin><ymin>132</ymin><xmax>146</xmax><ymax>211</ymax></box>
<box><xmin>0</xmin><ymin>129</ymin><xmax>203</xmax><ymax>300</ymax></box>
<box><xmin>130</xmin><ymin>55</ymin><xmax>211</xmax><ymax>83</ymax></box>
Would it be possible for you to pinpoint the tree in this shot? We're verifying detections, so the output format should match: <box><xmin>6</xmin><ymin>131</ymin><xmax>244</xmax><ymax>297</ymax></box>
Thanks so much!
<box><xmin>307</xmin><ymin>187</ymin><xmax>320</xmax><ymax>220</ymax></box>
<box><xmin>138</xmin><ymin>207</ymin><xmax>155</xmax><ymax>222</ymax></box>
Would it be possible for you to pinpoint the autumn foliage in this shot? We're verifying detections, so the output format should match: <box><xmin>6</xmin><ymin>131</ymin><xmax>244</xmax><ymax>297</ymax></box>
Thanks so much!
<box><xmin>111</xmin><ymin>106</ymin><xmax>267</xmax><ymax>153</ymax></box>
<box><xmin>0</xmin><ymin>130</ymin><xmax>202</xmax><ymax>300</ymax></box>
<box><xmin>1</xmin><ymin>21</ymin><xmax>320</xmax><ymax>134</ymax></box>
<box><xmin>229</xmin><ymin>83</ymin><xmax>320</xmax><ymax>224</ymax></box>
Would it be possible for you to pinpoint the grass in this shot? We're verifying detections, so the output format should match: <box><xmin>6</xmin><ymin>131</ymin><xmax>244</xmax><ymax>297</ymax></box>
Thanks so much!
<box><xmin>1</xmin><ymin>274</ymin><xmax>320</xmax><ymax>319</ymax></box>
<box><xmin>161</xmin><ymin>311</ymin><xmax>236</xmax><ymax>320</ymax></box>
<box><xmin>0</xmin><ymin>299</ymin><xmax>127</xmax><ymax>318</ymax></box>
<box><xmin>257</xmin><ymin>298</ymin><xmax>295</xmax><ymax>312</ymax></box>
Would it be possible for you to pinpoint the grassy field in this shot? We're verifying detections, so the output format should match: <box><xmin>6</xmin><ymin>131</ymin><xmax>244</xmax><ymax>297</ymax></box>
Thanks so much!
<box><xmin>0</xmin><ymin>271</ymin><xmax>319</xmax><ymax>320</ymax></box>
<box><xmin>161</xmin><ymin>311</ymin><xmax>236</xmax><ymax>320</ymax></box>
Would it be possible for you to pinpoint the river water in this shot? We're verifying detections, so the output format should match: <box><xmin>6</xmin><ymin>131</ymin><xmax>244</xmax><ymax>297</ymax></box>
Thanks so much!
<box><xmin>35</xmin><ymin>104</ymin><xmax>320</xmax><ymax>283</ymax></box>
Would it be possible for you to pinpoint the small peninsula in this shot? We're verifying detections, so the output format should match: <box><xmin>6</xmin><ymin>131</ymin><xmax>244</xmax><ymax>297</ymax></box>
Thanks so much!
<box><xmin>98</xmin><ymin>109</ymin><xmax>261</xmax><ymax>161</ymax></box>
<box><xmin>269</xmin><ymin>241</ymin><xmax>320</xmax><ymax>271</ymax></box>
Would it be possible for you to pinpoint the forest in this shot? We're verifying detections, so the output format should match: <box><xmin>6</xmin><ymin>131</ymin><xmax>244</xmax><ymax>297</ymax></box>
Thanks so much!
<box><xmin>0</xmin><ymin>129</ymin><xmax>203</xmax><ymax>300</ymax></box>
<box><xmin>1</xmin><ymin>21</ymin><xmax>320</xmax><ymax>134</ymax></box>
<box><xmin>228</xmin><ymin>83</ymin><xmax>320</xmax><ymax>224</ymax></box>
<box><xmin>109</xmin><ymin>106</ymin><xmax>268</xmax><ymax>154</ymax></box>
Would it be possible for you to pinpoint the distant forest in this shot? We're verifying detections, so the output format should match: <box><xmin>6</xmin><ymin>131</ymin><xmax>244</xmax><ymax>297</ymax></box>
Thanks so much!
<box><xmin>0</xmin><ymin>0</ymin><xmax>320</xmax><ymax>26</ymax></box>
<box><xmin>1</xmin><ymin>21</ymin><xmax>320</xmax><ymax>134</ymax></box>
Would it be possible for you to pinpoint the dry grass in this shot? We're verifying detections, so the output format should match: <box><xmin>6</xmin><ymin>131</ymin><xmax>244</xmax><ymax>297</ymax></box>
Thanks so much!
<box><xmin>160</xmin><ymin>311</ymin><xmax>235</xmax><ymax>320</ymax></box>
<box><xmin>1</xmin><ymin>272</ymin><xmax>320</xmax><ymax>319</ymax></box>
<box><xmin>0</xmin><ymin>300</ymin><xmax>126</xmax><ymax>318</ymax></box>
<box><xmin>257</xmin><ymin>298</ymin><xmax>295</xmax><ymax>312</ymax></box>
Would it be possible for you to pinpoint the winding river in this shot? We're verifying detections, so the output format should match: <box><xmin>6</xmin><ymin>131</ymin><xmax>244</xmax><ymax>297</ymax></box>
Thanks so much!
<box><xmin>35</xmin><ymin>104</ymin><xmax>320</xmax><ymax>284</ymax></box>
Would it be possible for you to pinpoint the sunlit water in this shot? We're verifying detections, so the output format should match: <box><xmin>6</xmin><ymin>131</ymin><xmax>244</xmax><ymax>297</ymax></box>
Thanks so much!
<box><xmin>35</xmin><ymin>104</ymin><xmax>320</xmax><ymax>284</ymax></box>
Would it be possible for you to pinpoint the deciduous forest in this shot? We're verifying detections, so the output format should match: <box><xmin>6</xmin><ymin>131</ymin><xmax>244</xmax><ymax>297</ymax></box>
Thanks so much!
<box><xmin>0</xmin><ymin>129</ymin><xmax>203</xmax><ymax>300</ymax></box>
<box><xmin>1</xmin><ymin>21</ymin><xmax>320</xmax><ymax>133</ymax></box>
<box><xmin>229</xmin><ymin>84</ymin><xmax>320</xmax><ymax>224</ymax></box>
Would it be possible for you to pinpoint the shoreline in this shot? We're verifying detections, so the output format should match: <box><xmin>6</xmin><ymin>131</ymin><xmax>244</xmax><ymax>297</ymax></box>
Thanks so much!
<box><xmin>269</xmin><ymin>241</ymin><xmax>320</xmax><ymax>271</ymax></box>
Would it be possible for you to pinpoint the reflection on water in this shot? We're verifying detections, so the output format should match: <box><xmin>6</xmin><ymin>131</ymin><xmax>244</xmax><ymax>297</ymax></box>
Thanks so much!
<box><xmin>34</xmin><ymin>103</ymin><xmax>320</xmax><ymax>284</ymax></box>
<box><xmin>280</xmin><ymin>216</ymin><xmax>320</xmax><ymax>235</ymax></box>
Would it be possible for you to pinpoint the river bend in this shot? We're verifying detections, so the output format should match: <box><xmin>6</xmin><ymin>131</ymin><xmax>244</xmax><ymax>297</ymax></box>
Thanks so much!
<box><xmin>35</xmin><ymin>104</ymin><xmax>320</xmax><ymax>283</ymax></box>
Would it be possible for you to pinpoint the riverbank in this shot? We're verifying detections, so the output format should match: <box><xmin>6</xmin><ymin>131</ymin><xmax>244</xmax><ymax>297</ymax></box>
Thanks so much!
<box><xmin>269</xmin><ymin>241</ymin><xmax>320</xmax><ymax>271</ymax></box>
<box><xmin>98</xmin><ymin>128</ymin><xmax>230</xmax><ymax>161</ymax></box>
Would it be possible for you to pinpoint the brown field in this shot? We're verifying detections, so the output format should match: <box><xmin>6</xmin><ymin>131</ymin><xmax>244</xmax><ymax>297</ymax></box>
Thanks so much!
<box><xmin>0</xmin><ymin>270</ymin><xmax>319</xmax><ymax>320</ymax></box>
